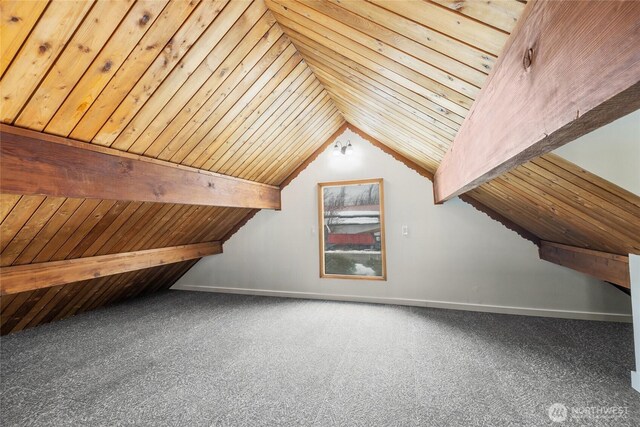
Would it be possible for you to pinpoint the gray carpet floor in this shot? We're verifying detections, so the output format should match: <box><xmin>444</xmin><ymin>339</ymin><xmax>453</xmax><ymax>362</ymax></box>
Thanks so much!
<box><xmin>1</xmin><ymin>290</ymin><xmax>638</xmax><ymax>426</ymax></box>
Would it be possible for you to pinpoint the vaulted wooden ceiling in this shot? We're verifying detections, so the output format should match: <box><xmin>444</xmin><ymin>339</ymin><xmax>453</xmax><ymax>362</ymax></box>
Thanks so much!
<box><xmin>267</xmin><ymin>0</ymin><xmax>521</xmax><ymax>170</ymax></box>
<box><xmin>0</xmin><ymin>0</ymin><xmax>343</xmax><ymax>333</ymax></box>
<box><xmin>1</xmin><ymin>0</ymin><xmax>343</xmax><ymax>182</ymax></box>
<box><xmin>1</xmin><ymin>0</ymin><xmax>638</xmax><ymax>334</ymax></box>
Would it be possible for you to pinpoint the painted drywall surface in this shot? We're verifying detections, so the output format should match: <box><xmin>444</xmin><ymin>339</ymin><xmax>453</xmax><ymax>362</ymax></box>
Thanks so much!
<box><xmin>175</xmin><ymin>129</ymin><xmax>631</xmax><ymax>317</ymax></box>
<box><xmin>553</xmin><ymin>109</ymin><xmax>640</xmax><ymax>195</ymax></box>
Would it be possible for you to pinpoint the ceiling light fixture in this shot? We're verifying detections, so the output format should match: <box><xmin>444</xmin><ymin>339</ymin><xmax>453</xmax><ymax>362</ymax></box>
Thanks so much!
<box><xmin>333</xmin><ymin>140</ymin><xmax>354</xmax><ymax>156</ymax></box>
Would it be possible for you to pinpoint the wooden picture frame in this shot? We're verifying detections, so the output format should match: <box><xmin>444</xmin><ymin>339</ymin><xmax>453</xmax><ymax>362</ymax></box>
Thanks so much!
<box><xmin>318</xmin><ymin>178</ymin><xmax>387</xmax><ymax>280</ymax></box>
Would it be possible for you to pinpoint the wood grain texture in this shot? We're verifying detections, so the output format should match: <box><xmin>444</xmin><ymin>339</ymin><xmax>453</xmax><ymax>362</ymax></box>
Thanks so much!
<box><xmin>1</xmin><ymin>1</ymin><xmax>341</xmax><ymax>187</ymax></box>
<box><xmin>0</xmin><ymin>0</ymin><xmax>94</xmax><ymax>122</ymax></box>
<box><xmin>346</xmin><ymin>125</ymin><xmax>435</xmax><ymax>182</ymax></box>
<box><xmin>0</xmin><ymin>0</ymin><xmax>49</xmax><ymax>76</ymax></box>
<box><xmin>539</xmin><ymin>241</ymin><xmax>630</xmax><ymax>288</ymax></box>
<box><xmin>2</xmin><ymin>0</ymin><xmax>637</xmax><ymax>335</ymax></box>
<box><xmin>1</xmin><ymin>125</ymin><xmax>281</xmax><ymax>209</ymax></box>
<box><xmin>280</xmin><ymin>123</ymin><xmax>349</xmax><ymax>189</ymax></box>
<box><xmin>0</xmin><ymin>195</ymin><xmax>252</xmax><ymax>331</ymax></box>
<box><xmin>434</xmin><ymin>0</ymin><xmax>640</xmax><ymax>202</ymax></box>
<box><xmin>0</xmin><ymin>260</ymin><xmax>197</xmax><ymax>335</ymax></box>
<box><xmin>265</xmin><ymin>0</ymin><xmax>524</xmax><ymax>173</ymax></box>
<box><xmin>468</xmin><ymin>154</ymin><xmax>640</xmax><ymax>256</ymax></box>
<box><xmin>1</xmin><ymin>242</ymin><xmax>222</xmax><ymax>295</ymax></box>
<box><xmin>0</xmin><ymin>0</ymin><xmax>343</xmax><ymax>334</ymax></box>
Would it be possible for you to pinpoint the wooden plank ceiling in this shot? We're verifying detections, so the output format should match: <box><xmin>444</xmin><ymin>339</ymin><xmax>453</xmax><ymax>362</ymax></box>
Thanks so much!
<box><xmin>0</xmin><ymin>0</ymin><xmax>342</xmax><ymax>334</ymax></box>
<box><xmin>1</xmin><ymin>0</ymin><xmax>638</xmax><ymax>334</ymax></box>
<box><xmin>266</xmin><ymin>0</ymin><xmax>640</xmax><ymax>256</ymax></box>
<box><xmin>266</xmin><ymin>0</ymin><xmax>520</xmax><ymax>171</ymax></box>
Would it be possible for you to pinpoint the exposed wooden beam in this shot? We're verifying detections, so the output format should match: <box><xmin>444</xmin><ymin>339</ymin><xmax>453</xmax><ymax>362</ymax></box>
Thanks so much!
<box><xmin>0</xmin><ymin>125</ymin><xmax>281</xmax><ymax>209</ymax></box>
<box><xmin>0</xmin><ymin>242</ymin><xmax>222</xmax><ymax>295</ymax></box>
<box><xmin>539</xmin><ymin>241</ymin><xmax>630</xmax><ymax>288</ymax></box>
<box><xmin>434</xmin><ymin>0</ymin><xmax>640</xmax><ymax>203</ymax></box>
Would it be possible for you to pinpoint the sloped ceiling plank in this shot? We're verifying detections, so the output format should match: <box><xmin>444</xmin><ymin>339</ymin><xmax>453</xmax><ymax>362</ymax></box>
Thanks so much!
<box><xmin>0</xmin><ymin>0</ymin><xmax>94</xmax><ymax>121</ymax></box>
<box><xmin>47</xmin><ymin>0</ymin><xmax>175</xmax><ymax>136</ymax></box>
<box><xmin>369</xmin><ymin>0</ymin><xmax>509</xmax><ymax>55</ymax></box>
<box><xmin>161</xmin><ymin>46</ymin><xmax>302</xmax><ymax>165</ymax></box>
<box><xmin>430</xmin><ymin>0</ymin><xmax>524</xmax><ymax>33</ymax></box>
<box><xmin>70</xmin><ymin>0</ymin><xmax>230</xmax><ymax>142</ymax></box>
<box><xmin>325</xmin><ymin>0</ymin><xmax>500</xmax><ymax>72</ymax></box>
<box><xmin>534</xmin><ymin>155</ymin><xmax>640</xmax><ymax>212</ymax></box>
<box><xmin>270</xmin><ymin>4</ymin><xmax>470</xmax><ymax>117</ymax></box>
<box><xmin>0</xmin><ymin>0</ymin><xmax>49</xmax><ymax>76</ymax></box>
<box><xmin>279</xmin><ymin>122</ymin><xmax>349</xmax><ymax>188</ymax></box>
<box><xmin>252</xmin><ymin>101</ymin><xmax>339</xmax><ymax>175</ymax></box>
<box><xmin>0</xmin><ymin>260</ymin><xmax>196</xmax><ymax>335</ymax></box>
<box><xmin>217</xmin><ymin>93</ymin><xmax>337</xmax><ymax>180</ymax></box>
<box><xmin>334</xmin><ymin>106</ymin><xmax>441</xmax><ymax>172</ymax></box>
<box><xmin>0</xmin><ymin>197</ymin><xmax>251</xmax><ymax>268</ymax></box>
<box><xmin>309</xmin><ymin>64</ymin><xmax>451</xmax><ymax>149</ymax></box>
<box><xmin>468</xmin><ymin>155</ymin><xmax>640</xmax><ymax>255</ymax></box>
<box><xmin>350</xmin><ymin>125</ymin><xmax>434</xmax><ymax>178</ymax></box>
<box><xmin>110</xmin><ymin>4</ymin><xmax>277</xmax><ymax>153</ymax></box>
<box><xmin>273</xmin><ymin>0</ymin><xmax>481</xmax><ymax>100</ymax></box>
<box><xmin>200</xmin><ymin>72</ymin><xmax>322</xmax><ymax>173</ymax></box>
<box><xmin>172</xmin><ymin>40</ymin><xmax>299</xmax><ymax>167</ymax></box>
<box><xmin>126</xmin><ymin>17</ymin><xmax>287</xmax><ymax>158</ymax></box>
<box><xmin>0</xmin><ymin>194</ymin><xmax>21</xmax><ymax>223</ymax></box>
<box><xmin>300</xmin><ymin>50</ymin><xmax>457</xmax><ymax>141</ymax></box>
<box><xmin>241</xmin><ymin>91</ymin><xmax>331</xmax><ymax>177</ymax></box>
<box><xmin>311</xmin><ymin>0</ymin><xmax>485</xmax><ymax>86</ymax></box>
<box><xmin>257</xmin><ymin>110</ymin><xmax>343</xmax><ymax>184</ymax></box>
<box><xmin>15</xmin><ymin>0</ymin><xmax>138</xmax><ymax>130</ymax></box>
<box><xmin>291</xmin><ymin>33</ymin><xmax>463</xmax><ymax>129</ymax></box>
<box><xmin>204</xmin><ymin>62</ymin><xmax>316</xmax><ymax>173</ymax></box>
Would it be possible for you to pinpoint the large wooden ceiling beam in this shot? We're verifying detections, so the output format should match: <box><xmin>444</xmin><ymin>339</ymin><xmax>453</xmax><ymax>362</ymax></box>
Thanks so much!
<box><xmin>0</xmin><ymin>125</ymin><xmax>281</xmax><ymax>209</ymax></box>
<box><xmin>434</xmin><ymin>0</ymin><xmax>640</xmax><ymax>203</ymax></box>
<box><xmin>0</xmin><ymin>241</ymin><xmax>222</xmax><ymax>295</ymax></box>
<box><xmin>539</xmin><ymin>241</ymin><xmax>630</xmax><ymax>288</ymax></box>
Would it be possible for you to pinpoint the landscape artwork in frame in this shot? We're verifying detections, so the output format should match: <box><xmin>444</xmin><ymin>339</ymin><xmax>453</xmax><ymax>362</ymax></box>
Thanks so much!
<box><xmin>318</xmin><ymin>178</ymin><xmax>386</xmax><ymax>280</ymax></box>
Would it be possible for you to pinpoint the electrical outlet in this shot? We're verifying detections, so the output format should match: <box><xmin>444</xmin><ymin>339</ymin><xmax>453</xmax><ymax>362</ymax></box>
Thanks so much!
<box><xmin>402</xmin><ymin>225</ymin><xmax>409</xmax><ymax>236</ymax></box>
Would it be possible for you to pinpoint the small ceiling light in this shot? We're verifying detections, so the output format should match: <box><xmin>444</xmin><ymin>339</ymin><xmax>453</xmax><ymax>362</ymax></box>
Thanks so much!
<box><xmin>345</xmin><ymin>141</ymin><xmax>354</xmax><ymax>156</ymax></box>
<box><xmin>332</xmin><ymin>140</ymin><xmax>354</xmax><ymax>156</ymax></box>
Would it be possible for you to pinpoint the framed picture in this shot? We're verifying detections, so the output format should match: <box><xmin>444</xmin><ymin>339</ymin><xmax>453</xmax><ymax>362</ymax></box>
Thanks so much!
<box><xmin>318</xmin><ymin>178</ymin><xmax>386</xmax><ymax>280</ymax></box>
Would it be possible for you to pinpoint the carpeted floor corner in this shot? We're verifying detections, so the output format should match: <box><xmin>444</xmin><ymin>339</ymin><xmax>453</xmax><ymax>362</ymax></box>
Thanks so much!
<box><xmin>1</xmin><ymin>290</ymin><xmax>638</xmax><ymax>426</ymax></box>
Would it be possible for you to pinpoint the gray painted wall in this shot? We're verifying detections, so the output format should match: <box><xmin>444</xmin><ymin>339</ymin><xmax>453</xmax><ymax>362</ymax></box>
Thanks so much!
<box><xmin>174</xmin><ymin>129</ymin><xmax>631</xmax><ymax>320</ymax></box>
<box><xmin>553</xmin><ymin>109</ymin><xmax>639</xmax><ymax>195</ymax></box>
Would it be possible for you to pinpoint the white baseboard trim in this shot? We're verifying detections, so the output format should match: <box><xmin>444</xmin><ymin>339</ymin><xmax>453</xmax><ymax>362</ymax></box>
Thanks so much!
<box><xmin>171</xmin><ymin>284</ymin><xmax>632</xmax><ymax>323</ymax></box>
